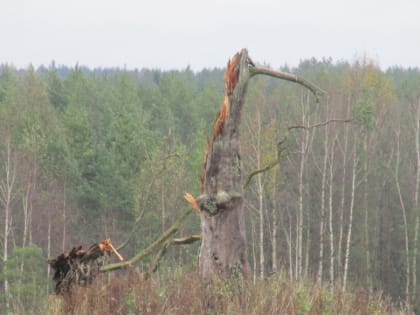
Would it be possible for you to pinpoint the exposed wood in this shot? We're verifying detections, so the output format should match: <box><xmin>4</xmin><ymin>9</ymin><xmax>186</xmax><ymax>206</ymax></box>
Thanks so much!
<box><xmin>100</xmin><ymin>208</ymin><xmax>193</xmax><ymax>272</ymax></box>
<box><xmin>173</xmin><ymin>234</ymin><xmax>201</xmax><ymax>244</ymax></box>
<box><xmin>183</xmin><ymin>49</ymin><xmax>326</xmax><ymax>281</ymax></box>
<box><xmin>195</xmin><ymin>49</ymin><xmax>252</xmax><ymax>280</ymax></box>
<box><xmin>48</xmin><ymin>239</ymin><xmax>123</xmax><ymax>294</ymax></box>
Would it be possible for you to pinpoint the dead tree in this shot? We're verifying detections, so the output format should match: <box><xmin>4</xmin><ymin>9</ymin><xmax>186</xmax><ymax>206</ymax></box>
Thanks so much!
<box><xmin>49</xmin><ymin>49</ymin><xmax>324</xmax><ymax>289</ymax></box>
<box><xmin>48</xmin><ymin>239</ymin><xmax>123</xmax><ymax>294</ymax></box>
<box><xmin>185</xmin><ymin>48</ymin><xmax>324</xmax><ymax>281</ymax></box>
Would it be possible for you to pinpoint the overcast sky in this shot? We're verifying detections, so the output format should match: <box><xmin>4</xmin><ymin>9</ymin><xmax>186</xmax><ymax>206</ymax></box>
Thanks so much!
<box><xmin>1</xmin><ymin>0</ymin><xmax>419</xmax><ymax>70</ymax></box>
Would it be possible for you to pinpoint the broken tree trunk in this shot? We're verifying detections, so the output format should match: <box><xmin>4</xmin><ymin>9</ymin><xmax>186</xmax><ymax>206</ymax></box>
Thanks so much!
<box><xmin>188</xmin><ymin>49</ymin><xmax>252</xmax><ymax>281</ymax></box>
<box><xmin>48</xmin><ymin>239</ymin><xmax>124</xmax><ymax>294</ymax></box>
<box><xmin>185</xmin><ymin>48</ymin><xmax>323</xmax><ymax>281</ymax></box>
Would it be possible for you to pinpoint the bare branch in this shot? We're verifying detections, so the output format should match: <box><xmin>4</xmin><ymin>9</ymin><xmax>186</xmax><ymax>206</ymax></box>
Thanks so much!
<box><xmin>249</xmin><ymin>66</ymin><xmax>326</xmax><ymax>98</ymax></box>
<box><xmin>101</xmin><ymin>208</ymin><xmax>193</xmax><ymax>272</ymax></box>
<box><xmin>147</xmin><ymin>234</ymin><xmax>201</xmax><ymax>276</ymax></box>
<box><xmin>243</xmin><ymin>119</ymin><xmax>352</xmax><ymax>189</ymax></box>
<box><xmin>288</xmin><ymin>119</ymin><xmax>352</xmax><ymax>131</ymax></box>
<box><xmin>244</xmin><ymin>157</ymin><xmax>280</xmax><ymax>190</ymax></box>
<box><xmin>172</xmin><ymin>234</ymin><xmax>201</xmax><ymax>244</ymax></box>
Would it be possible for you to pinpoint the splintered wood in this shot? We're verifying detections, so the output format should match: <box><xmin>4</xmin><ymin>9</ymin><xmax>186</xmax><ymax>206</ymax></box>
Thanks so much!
<box><xmin>48</xmin><ymin>238</ymin><xmax>123</xmax><ymax>294</ymax></box>
<box><xmin>184</xmin><ymin>192</ymin><xmax>200</xmax><ymax>213</ymax></box>
<box><xmin>213</xmin><ymin>52</ymin><xmax>240</xmax><ymax>141</ymax></box>
<box><xmin>185</xmin><ymin>52</ymin><xmax>241</xmax><ymax>206</ymax></box>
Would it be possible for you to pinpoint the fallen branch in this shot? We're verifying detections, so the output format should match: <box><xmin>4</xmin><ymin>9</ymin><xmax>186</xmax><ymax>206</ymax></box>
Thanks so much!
<box><xmin>147</xmin><ymin>234</ymin><xmax>201</xmax><ymax>276</ymax></box>
<box><xmin>101</xmin><ymin>208</ymin><xmax>193</xmax><ymax>272</ymax></box>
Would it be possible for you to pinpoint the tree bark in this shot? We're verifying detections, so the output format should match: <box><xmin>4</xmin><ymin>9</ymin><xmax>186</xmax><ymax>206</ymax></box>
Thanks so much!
<box><xmin>271</xmin><ymin>169</ymin><xmax>278</xmax><ymax>274</ymax></box>
<box><xmin>0</xmin><ymin>137</ymin><xmax>16</xmax><ymax>310</ymax></box>
<box><xmin>328</xmin><ymin>138</ymin><xmax>336</xmax><ymax>288</ymax></box>
<box><xmin>197</xmin><ymin>50</ymin><xmax>252</xmax><ymax>280</ymax></box>
<box><xmin>395</xmin><ymin>128</ymin><xmax>410</xmax><ymax>303</ymax></box>
<box><xmin>183</xmin><ymin>49</ymin><xmax>323</xmax><ymax>281</ymax></box>
<box><xmin>342</xmin><ymin>140</ymin><xmax>357</xmax><ymax>291</ymax></box>
<box><xmin>412</xmin><ymin>98</ymin><xmax>420</xmax><ymax>301</ymax></box>
<box><xmin>317</xmin><ymin>122</ymin><xmax>329</xmax><ymax>284</ymax></box>
<box><xmin>337</xmin><ymin>108</ymin><xmax>350</xmax><ymax>282</ymax></box>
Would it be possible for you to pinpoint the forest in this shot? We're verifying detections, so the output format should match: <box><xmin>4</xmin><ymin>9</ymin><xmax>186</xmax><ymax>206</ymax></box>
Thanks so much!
<box><xmin>0</xmin><ymin>56</ymin><xmax>420</xmax><ymax>314</ymax></box>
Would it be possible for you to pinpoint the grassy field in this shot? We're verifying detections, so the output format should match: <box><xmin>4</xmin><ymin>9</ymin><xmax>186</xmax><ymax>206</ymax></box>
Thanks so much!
<box><xmin>31</xmin><ymin>268</ymin><xmax>413</xmax><ymax>315</ymax></box>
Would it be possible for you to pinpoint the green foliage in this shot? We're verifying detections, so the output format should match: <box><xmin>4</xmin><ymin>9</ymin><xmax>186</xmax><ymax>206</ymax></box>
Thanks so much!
<box><xmin>352</xmin><ymin>86</ymin><xmax>376</xmax><ymax>131</ymax></box>
<box><xmin>0</xmin><ymin>62</ymin><xmax>419</xmax><ymax>313</ymax></box>
<box><xmin>0</xmin><ymin>245</ymin><xmax>48</xmax><ymax>313</ymax></box>
<box><xmin>297</xmin><ymin>284</ymin><xmax>313</xmax><ymax>315</ymax></box>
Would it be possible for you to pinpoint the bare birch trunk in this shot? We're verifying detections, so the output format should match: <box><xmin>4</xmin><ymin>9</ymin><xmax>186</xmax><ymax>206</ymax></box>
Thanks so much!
<box><xmin>317</xmin><ymin>124</ymin><xmax>329</xmax><ymax>284</ymax></box>
<box><xmin>282</xmin><ymin>209</ymin><xmax>294</xmax><ymax>279</ymax></box>
<box><xmin>395</xmin><ymin>128</ymin><xmax>410</xmax><ymax>302</ymax></box>
<box><xmin>271</xmin><ymin>170</ymin><xmax>278</xmax><ymax>274</ymax></box>
<box><xmin>22</xmin><ymin>186</ymin><xmax>30</xmax><ymax>247</ymax></box>
<box><xmin>338</xmin><ymin>109</ymin><xmax>350</xmax><ymax>283</ymax></box>
<box><xmin>304</xmin><ymin>204</ymin><xmax>311</xmax><ymax>279</ymax></box>
<box><xmin>258</xmin><ymin>179</ymin><xmax>264</xmax><ymax>277</ymax></box>
<box><xmin>1</xmin><ymin>138</ymin><xmax>16</xmax><ymax>310</ymax></box>
<box><xmin>297</xmin><ymin>105</ymin><xmax>309</xmax><ymax>280</ymax></box>
<box><xmin>250</xmin><ymin>215</ymin><xmax>257</xmax><ymax>284</ymax></box>
<box><xmin>412</xmin><ymin>99</ymin><xmax>420</xmax><ymax>300</ymax></box>
<box><xmin>342</xmin><ymin>141</ymin><xmax>357</xmax><ymax>291</ymax></box>
<box><xmin>255</xmin><ymin>109</ymin><xmax>265</xmax><ymax>279</ymax></box>
<box><xmin>363</xmin><ymin>135</ymin><xmax>372</xmax><ymax>289</ymax></box>
<box><xmin>28</xmin><ymin>166</ymin><xmax>36</xmax><ymax>245</ymax></box>
<box><xmin>328</xmin><ymin>139</ymin><xmax>336</xmax><ymax>287</ymax></box>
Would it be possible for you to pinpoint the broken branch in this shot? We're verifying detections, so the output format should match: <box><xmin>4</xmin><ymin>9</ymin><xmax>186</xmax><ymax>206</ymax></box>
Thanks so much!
<box><xmin>100</xmin><ymin>208</ymin><xmax>193</xmax><ymax>272</ymax></box>
<box><xmin>147</xmin><ymin>234</ymin><xmax>201</xmax><ymax>276</ymax></box>
<box><xmin>249</xmin><ymin>66</ymin><xmax>326</xmax><ymax>98</ymax></box>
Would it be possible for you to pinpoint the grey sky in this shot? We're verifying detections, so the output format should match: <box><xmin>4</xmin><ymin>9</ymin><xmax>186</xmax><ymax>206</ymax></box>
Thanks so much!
<box><xmin>1</xmin><ymin>0</ymin><xmax>419</xmax><ymax>70</ymax></box>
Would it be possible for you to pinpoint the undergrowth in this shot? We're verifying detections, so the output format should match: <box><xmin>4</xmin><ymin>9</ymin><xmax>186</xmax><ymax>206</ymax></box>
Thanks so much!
<box><xmin>36</xmin><ymin>269</ymin><xmax>411</xmax><ymax>315</ymax></box>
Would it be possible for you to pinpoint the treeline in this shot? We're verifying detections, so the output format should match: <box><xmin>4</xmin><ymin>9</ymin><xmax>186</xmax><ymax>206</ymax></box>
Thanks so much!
<box><xmin>0</xmin><ymin>59</ymin><xmax>419</xmax><ymax>312</ymax></box>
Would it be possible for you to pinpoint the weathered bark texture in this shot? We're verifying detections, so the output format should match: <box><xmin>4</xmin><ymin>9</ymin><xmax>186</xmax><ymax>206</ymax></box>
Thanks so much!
<box><xmin>184</xmin><ymin>49</ymin><xmax>324</xmax><ymax>281</ymax></box>
<box><xmin>197</xmin><ymin>49</ymin><xmax>252</xmax><ymax>280</ymax></box>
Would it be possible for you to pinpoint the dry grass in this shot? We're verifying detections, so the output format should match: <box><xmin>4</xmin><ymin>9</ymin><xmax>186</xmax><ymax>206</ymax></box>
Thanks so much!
<box><xmin>40</xmin><ymin>269</ymin><xmax>412</xmax><ymax>315</ymax></box>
